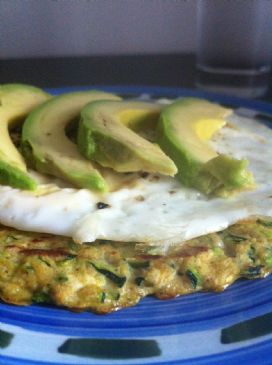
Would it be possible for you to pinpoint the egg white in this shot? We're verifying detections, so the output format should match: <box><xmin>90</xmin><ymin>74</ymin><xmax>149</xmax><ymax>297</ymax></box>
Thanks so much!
<box><xmin>0</xmin><ymin>111</ymin><xmax>271</xmax><ymax>249</ymax></box>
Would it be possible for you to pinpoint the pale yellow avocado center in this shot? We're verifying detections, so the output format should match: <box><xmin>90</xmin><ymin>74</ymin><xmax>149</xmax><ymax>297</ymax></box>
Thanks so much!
<box><xmin>194</xmin><ymin>118</ymin><xmax>226</xmax><ymax>141</ymax></box>
<box><xmin>185</xmin><ymin>99</ymin><xmax>232</xmax><ymax>141</ymax></box>
<box><xmin>119</xmin><ymin>109</ymin><xmax>158</xmax><ymax>129</ymax></box>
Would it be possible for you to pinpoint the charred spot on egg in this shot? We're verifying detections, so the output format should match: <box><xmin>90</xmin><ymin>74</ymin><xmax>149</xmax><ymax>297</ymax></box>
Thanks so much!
<box><xmin>96</xmin><ymin>202</ymin><xmax>111</xmax><ymax>209</ymax></box>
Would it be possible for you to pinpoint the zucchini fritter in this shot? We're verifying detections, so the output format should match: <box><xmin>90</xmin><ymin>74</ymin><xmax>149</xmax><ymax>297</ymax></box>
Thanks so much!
<box><xmin>0</xmin><ymin>218</ymin><xmax>271</xmax><ymax>314</ymax></box>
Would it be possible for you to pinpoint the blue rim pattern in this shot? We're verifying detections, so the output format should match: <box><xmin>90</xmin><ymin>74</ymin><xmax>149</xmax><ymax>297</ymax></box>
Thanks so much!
<box><xmin>0</xmin><ymin>86</ymin><xmax>272</xmax><ymax>365</ymax></box>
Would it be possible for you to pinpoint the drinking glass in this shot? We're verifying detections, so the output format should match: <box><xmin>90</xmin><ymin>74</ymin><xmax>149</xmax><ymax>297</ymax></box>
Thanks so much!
<box><xmin>196</xmin><ymin>0</ymin><xmax>272</xmax><ymax>98</ymax></box>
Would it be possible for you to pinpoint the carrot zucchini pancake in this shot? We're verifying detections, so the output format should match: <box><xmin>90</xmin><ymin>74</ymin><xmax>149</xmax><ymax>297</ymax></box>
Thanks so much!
<box><xmin>0</xmin><ymin>83</ymin><xmax>271</xmax><ymax>313</ymax></box>
<box><xmin>0</xmin><ymin>218</ymin><xmax>271</xmax><ymax>313</ymax></box>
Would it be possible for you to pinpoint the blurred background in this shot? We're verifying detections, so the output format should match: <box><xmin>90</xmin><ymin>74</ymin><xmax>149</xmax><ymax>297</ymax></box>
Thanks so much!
<box><xmin>1</xmin><ymin>0</ymin><xmax>272</xmax><ymax>99</ymax></box>
<box><xmin>1</xmin><ymin>0</ymin><xmax>197</xmax><ymax>58</ymax></box>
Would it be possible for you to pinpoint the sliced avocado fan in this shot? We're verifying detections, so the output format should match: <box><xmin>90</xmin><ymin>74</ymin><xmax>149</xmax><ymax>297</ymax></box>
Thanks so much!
<box><xmin>0</xmin><ymin>84</ymin><xmax>50</xmax><ymax>190</ymax></box>
<box><xmin>21</xmin><ymin>91</ymin><xmax>121</xmax><ymax>192</ymax></box>
<box><xmin>78</xmin><ymin>100</ymin><xmax>177</xmax><ymax>176</ymax></box>
<box><xmin>156</xmin><ymin>98</ymin><xmax>255</xmax><ymax>197</ymax></box>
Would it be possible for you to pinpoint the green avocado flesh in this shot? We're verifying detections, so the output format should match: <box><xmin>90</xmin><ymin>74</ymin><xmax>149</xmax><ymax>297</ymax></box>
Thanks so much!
<box><xmin>0</xmin><ymin>84</ymin><xmax>50</xmax><ymax>190</ymax></box>
<box><xmin>21</xmin><ymin>91</ymin><xmax>121</xmax><ymax>192</ymax></box>
<box><xmin>156</xmin><ymin>98</ymin><xmax>255</xmax><ymax>196</ymax></box>
<box><xmin>78</xmin><ymin>100</ymin><xmax>177</xmax><ymax>175</ymax></box>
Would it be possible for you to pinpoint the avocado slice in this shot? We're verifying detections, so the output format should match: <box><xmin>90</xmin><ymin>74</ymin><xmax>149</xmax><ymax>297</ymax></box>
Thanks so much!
<box><xmin>156</xmin><ymin>98</ymin><xmax>254</xmax><ymax>196</ymax></box>
<box><xmin>78</xmin><ymin>100</ymin><xmax>177</xmax><ymax>175</ymax></box>
<box><xmin>21</xmin><ymin>91</ymin><xmax>121</xmax><ymax>192</ymax></box>
<box><xmin>0</xmin><ymin>84</ymin><xmax>50</xmax><ymax>190</ymax></box>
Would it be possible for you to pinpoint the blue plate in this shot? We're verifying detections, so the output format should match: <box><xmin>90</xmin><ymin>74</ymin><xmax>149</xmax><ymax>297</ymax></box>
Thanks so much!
<box><xmin>1</xmin><ymin>86</ymin><xmax>272</xmax><ymax>365</ymax></box>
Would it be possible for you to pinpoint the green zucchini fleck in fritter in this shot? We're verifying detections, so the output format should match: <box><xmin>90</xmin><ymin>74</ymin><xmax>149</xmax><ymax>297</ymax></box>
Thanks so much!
<box><xmin>186</xmin><ymin>269</ymin><xmax>201</xmax><ymax>289</ymax></box>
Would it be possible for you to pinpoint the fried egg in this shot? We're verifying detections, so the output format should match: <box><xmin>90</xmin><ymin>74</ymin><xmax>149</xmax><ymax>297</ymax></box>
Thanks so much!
<box><xmin>0</xmin><ymin>109</ymin><xmax>271</xmax><ymax>250</ymax></box>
